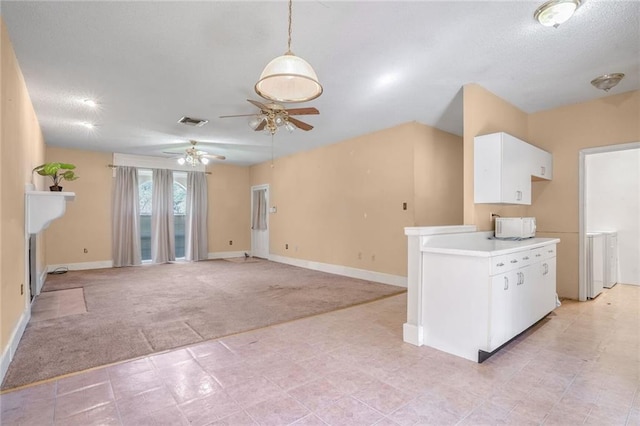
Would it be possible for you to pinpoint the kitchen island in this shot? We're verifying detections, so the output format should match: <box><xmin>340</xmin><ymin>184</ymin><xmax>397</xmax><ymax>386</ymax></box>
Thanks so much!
<box><xmin>403</xmin><ymin>228</ymin><xmax>560</xmax><ymax>362</ymax></box>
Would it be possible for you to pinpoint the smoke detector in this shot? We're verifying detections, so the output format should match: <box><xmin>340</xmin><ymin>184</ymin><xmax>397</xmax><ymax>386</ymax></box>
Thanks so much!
<box><xmin>178</xmin><ymin>116</ymin><xmax>209</xmax><ymax>127</ymax></box>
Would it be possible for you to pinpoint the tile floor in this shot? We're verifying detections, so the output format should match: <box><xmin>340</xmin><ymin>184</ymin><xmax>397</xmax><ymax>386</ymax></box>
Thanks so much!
<box><xmin>1</xmin><ymin>284</ymin><xmax>638</xmax><ymax>425</ymax></box>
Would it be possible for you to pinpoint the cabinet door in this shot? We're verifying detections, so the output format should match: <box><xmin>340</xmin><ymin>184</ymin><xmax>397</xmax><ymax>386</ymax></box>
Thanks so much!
<box><xmin>530</xmin><ymin>145</ymin><xmax>553</xmax><ymax>180</ymax></box>
<box><xmin>513</xmin><ymin>266</ymin><xmax>532</xmax><ymax>334</ymax></box>
<box><xmin>501</xmin><ymin>135</ymin><xmax>531</xmax><ymax>204</ymax></box>
<box><xmin>489</xmin><ymin>272</ymin><xmax>516</xmax><ymax>350</ymax></box>
<box><xmin>535</xmin><ymin>257</ymin><xmax>557</xmax><ymax>320</ymax></box>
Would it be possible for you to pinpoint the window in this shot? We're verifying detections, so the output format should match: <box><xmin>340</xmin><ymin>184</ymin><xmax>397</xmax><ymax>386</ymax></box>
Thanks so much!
<box><xmin>138</xmin><ymin>170</ymin><xmax>187</xmax><ymax>261</ymax></box>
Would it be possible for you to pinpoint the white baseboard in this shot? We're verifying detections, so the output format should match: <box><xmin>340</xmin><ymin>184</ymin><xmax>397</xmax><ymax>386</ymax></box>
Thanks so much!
<box><xmin>268</xmin><ymin>254</ymin><xmax>407</xmax><ymax>288</ymax></box>
<box><xmin>403</xmin><ymin>323</ymin><xmax>424</xmax><ymax>346</ymax></box>
<box><xmin>207</xmin><ymin>251</ymin><xmax>249</xmax><ymax>260</ymax></box>
<box><xmin>0</xmin><ymin>307</ymin><xmax>31</xmax><ymax>387</ymax></box>
<box><xmin>47</xmin><ymin>260</ymin><xmax>114</xmax><ymax>272</ymax></box>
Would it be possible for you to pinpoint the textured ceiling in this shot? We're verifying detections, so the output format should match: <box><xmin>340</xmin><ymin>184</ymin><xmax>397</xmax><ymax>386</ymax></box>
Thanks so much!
<box><xmin>2</xmin><ymin>1</ymin><xmax>639</xmax><ymax>165</ymax></box>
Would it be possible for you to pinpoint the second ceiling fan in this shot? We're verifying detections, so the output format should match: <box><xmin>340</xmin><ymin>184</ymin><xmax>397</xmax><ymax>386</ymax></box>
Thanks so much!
<box><xmin>220</xmin><ymin>99</ymin><xmax>319</xmax><ymax>135</ymax></box>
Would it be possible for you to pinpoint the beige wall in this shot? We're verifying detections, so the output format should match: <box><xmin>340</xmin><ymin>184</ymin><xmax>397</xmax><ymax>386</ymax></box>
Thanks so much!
<box><xmin>44</xmin><ymin>147</ymin><xmax>113</xmax><ymax>265</ymax></box>
<box><xmin>207</xmin><ymin>164</ymin><xmax>251</xmax><ymax>253</ymax></box>
<box><xmin>43</xmin><ymin>151</ymin><xmax>252</xmax><ymax>264</ymax></box>
<box><xmin>250</xmin><ymin>122</ymin><xmax>463</xmax><ymax>276</ymax></box>
<box><xmin>463</xmin><ymin>84</ymin><xmax>640</xmax><ymax>299</ymax></box>
<box><xmin>528</xmin><ymin>90</ymin><xmax>640</xmax><ymax>298</ymax></box>
<box><xmin>1</xmin><ymin>20</ymin><xmax>46</xmax><ymax>352</ymax></box>
<box><xmin>462</xmin><ymin>84</ymin><xmax>530</xmax><ymax>230</ymax></box>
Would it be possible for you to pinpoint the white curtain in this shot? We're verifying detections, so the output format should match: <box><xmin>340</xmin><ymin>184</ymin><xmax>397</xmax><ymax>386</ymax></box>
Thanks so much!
<box><xmin>112</xmin><ymin>166</ymin><xmax>141</xmax><ymax>267</ymax></box>
<box><xmin>252</xmin><ymin>188</ymin><xmax>267</xmax><ymax>230</ymax></box>
<box><xmin>185</xmin><ymin>171</ymin><xmax>208</xmax><ymax>261</ymax></box>
<box><xmin>151</xmin><ymin>168</ymin><xmax>175</xmax><ymax>263</ymax></box>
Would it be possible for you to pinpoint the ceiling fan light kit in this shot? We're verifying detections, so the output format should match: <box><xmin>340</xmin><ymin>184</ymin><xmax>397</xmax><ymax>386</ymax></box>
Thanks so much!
<box><xmin>590</xmin><ymin>73</ymin><xmax>625</xmax><ymax>92</ymax></box>
<box><xmin>165</xmin><ymin>140</ymin><xmax>225</xmax><ymax>167</ymax></box>
<box><xmin>534</xmin><ymin>0</ymin><xmax>581</xmax><ymax>27</ymax></box>
<box><xmin>255</xmin><ymin>0</ymin><xmax>322</xmax><ymax>103</ymax></box>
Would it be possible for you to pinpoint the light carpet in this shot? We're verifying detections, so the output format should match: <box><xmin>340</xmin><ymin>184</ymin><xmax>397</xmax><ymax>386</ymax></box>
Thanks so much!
<box><xmin>2</xmin><ymin>259</ymin><xmax>405</xmax><ymax>389</ymax></box>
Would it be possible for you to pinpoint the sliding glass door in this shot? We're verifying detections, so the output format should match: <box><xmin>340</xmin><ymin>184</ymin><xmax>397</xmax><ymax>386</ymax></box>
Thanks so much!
<box><xmin>138</xmin><ymin>170</ymin><xmax>187</xmax><ymax>261</ymax></box>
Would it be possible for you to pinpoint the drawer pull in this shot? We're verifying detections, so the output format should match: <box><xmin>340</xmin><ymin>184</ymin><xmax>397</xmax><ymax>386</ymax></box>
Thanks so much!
<box><xmin>523</xmin><ymin>256</ymin><xmax>530</xmax><ymax>260</ymax></box>
<box><xmin>535</xmin><ymin>254</ymin><xmax>542</xmax><ymax>257</ymax></box>
<box><xmin>548</xmin><ymin>250</ymin><xmax>554</xmax><ymax>253</ymax></box>
<box><xmin>496</xmin><ymin>262</ymin><xmax>504</xmax><ymax>267</ymax></box>
<box><xmin>510</xmin><ymin>259</ymin><xmax>518</xmax><ymax>264</ymax></box>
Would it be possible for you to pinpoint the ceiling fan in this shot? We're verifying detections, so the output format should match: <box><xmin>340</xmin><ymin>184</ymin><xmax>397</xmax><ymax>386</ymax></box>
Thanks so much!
<box><xmin>220</xmin><ymin>99</ymin><xmax>319</xmax><ymax>135</ymax></box>
<box><xmin>163</xmin><ymin>140</ymin><xmax>225</xmax><ymax>166</ymax></box>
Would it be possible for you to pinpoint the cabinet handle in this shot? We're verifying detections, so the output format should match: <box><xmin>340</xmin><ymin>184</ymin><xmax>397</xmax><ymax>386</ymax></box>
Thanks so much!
<box><xmin>523</xmin><ymin>256</ymin><xmax>530</xmax><ymax>260</ymax></box>
<box><xmin>517</xmin><ymin>272</ymin><xmax>525</xmax><ymax>285</ymax></box>
<box><xmin>504</xmin><ymin>276</ymin><xmax>509</xmax><ymax>290</ymax></box>
<box><xmin>541</xmin><ymin>166</ymin><xmax>546</xmax><ymax>176</ymax></box>
<box><xmin>535</xmin><ymin>254</ymin><xmax>542</xmax><ymax>257</ymax></box>
<box><xmin>543</xmin><ymin>263</ymin><xmax>548</xmax><ymax>275</ymax></box>
<box><xmin>548</xmin><ymin>250</ymin><xmax>554</xmax><ymax>253</ymax></box>
<box><xmin>516</xmin><ymin>191</ymin><xmax>522</xmax><ymax>201</ymax></box>
<box><xmin>510</xmin><ymin>259</ymin><xmax>518</xmax><ymax>264</ymax></box>
<box><xmin>496</xmin><ymin>262</ymin><xmax>504</xmax><ymax>267</ymax></box>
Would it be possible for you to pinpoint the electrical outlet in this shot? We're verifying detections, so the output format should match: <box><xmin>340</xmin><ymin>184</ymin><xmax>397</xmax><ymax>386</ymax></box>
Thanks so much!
<box><xmin>285</xmin><ymin>243</ymin><xmax>289</xmax><ymax>250</ymax></box>
<box><xmin>83</xmin><ymin>248</ymin><xmax>88</xmax><ymax>253</ymax></box>
<box><xmin>229</xmin><ymin>240</ymin><xmax>233</xmax><ymax>245</ymax></box>
<box><xmin>20</xmin><ymin>283</ymin><xmax>24</xmax><ymax>295</ymax></box>
<box><xmin>358</xmin><ymin>252</ymin><xmax>362</xmax><ymax>260</ymax></box>
<box><xmin>402</xmin><ymin>202</ymin><xmax>407</xmax><ymax>210</ymax></box>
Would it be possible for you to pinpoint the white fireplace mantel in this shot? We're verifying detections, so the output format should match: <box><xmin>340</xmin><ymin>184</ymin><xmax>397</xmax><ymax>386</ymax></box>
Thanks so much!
<box><xmin>25</xmin><ymin>187</ymin><xmax>75</xmax><ymax>234</ymax></box>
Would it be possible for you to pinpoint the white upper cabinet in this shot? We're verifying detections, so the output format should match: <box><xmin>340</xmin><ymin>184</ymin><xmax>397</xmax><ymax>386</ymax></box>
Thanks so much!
<box><xmin>474</xmin><ymin>132</ymin><xmax>552</xmax><ymax>205</ymax></box>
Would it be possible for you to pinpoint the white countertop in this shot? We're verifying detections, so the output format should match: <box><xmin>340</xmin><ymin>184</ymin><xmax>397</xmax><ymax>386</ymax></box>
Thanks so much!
<box><xmin>420</xmin><ymin>231</ymin><xmax>560</xmax><ymax>257</ymax></box>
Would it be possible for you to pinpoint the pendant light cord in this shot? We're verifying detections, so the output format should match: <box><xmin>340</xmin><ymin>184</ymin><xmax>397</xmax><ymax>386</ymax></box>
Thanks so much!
<box><xmin>287</xmin><ymin>0</ymin><xmax>293</xmax><ymax>54</ymax></box>
<box><xmin>271</xmin><ymin>133</ymin><xmax>275</xmax><ymax>168</ymax></box>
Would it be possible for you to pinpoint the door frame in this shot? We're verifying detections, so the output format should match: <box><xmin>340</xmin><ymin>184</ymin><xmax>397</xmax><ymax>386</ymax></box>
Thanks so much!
<box><xmin>578</xmin><ymin>141</ymin><xmax>640</xmax><ymax>301</ymax></box>
<box><xmin>250</xmin><ymin>184</ymin><xmax>270</xmax><ymax>259</ymax></box>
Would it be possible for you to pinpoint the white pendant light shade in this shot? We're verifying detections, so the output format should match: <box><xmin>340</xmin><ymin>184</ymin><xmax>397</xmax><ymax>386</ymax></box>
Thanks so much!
<box><xmin>534</xmin><ymin>0</ymin><xmax>581</xmax><ymax>27</ymax></box>
<box><xmin>255</xmin><ymin>53</ymin><xmax>323</xmax><ymax>103</ymax></box>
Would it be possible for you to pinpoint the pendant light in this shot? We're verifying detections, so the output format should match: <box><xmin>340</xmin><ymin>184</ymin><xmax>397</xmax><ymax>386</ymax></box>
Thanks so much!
<box><xmin>255</xmin><ymin>0</ymin><xmax>322</xmax><ymax>103</ymax></box>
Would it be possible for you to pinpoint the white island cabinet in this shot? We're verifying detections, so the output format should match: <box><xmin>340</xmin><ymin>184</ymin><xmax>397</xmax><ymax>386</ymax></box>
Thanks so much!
<box><xmin>403</xmin><ymin>229</ymin><xmax>559</xmax><ymax>362</ymax></box>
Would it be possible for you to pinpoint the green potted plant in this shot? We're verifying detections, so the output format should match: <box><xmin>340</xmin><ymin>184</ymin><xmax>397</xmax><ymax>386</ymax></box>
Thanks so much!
<box><xmin>32</xmin><ymin>162</ymin><xmax>79</xmax><ymax>191</ymax></box>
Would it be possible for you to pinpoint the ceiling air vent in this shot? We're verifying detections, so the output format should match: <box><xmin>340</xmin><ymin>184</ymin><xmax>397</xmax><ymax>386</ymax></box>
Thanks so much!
<box><xmin>178</xmin><ymin>116</ymin><xmax>209</xmax><ymax>127</ymax></box>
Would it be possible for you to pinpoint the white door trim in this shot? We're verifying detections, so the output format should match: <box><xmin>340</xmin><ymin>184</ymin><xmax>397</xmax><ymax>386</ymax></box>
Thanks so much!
<box><xmin>578</xmin><ymin>141</ymin><xmax>640</xmax><ymax>301</ymax></box>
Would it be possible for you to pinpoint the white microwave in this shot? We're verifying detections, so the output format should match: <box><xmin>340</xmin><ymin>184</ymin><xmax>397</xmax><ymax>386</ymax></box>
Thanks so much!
<box><xmin>495</xmin><ymin>217</ymin><xmax>536</xmax><ymax>238</ymax></box>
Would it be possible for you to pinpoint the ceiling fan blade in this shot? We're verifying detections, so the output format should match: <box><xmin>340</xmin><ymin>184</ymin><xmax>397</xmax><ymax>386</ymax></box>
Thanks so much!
<box><xmin>162</xmin><ymin>151</ymin><xmax>182</xmax><ymax>156</ymax></box>
<box><xmin>285</xmin><ymin>107</ymin><xmax>319</xmax><ymax>116</ymax></box>
<box><xmin>254</xmin><ymin>119</ymin><xmax>267</xmax><ymax>132</ymax></box>
<box><xmin>219</xmin><ymin>114</ymin><xmax>256</xmax><ymax>118</ymax></box>
<box><xmin>287</xmin><ymin>116</ymin><xmax>314</xmax><ymax>131</ymax></box>
<box><xmin>247</xmin><ymin>99</ymin><xmax>270</xmax><ymax>110</ymax></box>
<box><xmin>202</xmin><ymin>154</ymin><xmax>226</xmax><ymax>160</ymax></box>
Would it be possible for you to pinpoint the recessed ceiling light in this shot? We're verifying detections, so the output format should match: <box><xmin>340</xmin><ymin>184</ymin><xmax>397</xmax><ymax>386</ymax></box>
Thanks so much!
<box><xmin>534</xmin><ymin>0</ymin><xmax>581</xmax><ymax>28</ymax></box>
<box><xmin>83</xmin><ymin>99</ymin><xmax>97</xmax><ymax>107</ymax></box>
<box><xmin>80</xmin><ymin>122</ymin><xmax>95</xmax><ymax>129</ymax></box>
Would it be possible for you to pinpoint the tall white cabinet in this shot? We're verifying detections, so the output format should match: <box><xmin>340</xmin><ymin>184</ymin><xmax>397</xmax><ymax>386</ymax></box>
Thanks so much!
<box><xmin>474</xmin><ymin>132</ymin><xmax>553</xmax><ymax>205</ymax></box>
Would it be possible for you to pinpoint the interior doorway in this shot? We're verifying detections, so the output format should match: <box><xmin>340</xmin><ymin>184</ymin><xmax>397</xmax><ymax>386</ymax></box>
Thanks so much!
<box><xmin>251</xmin><ymin>184</ymin><xmax>270</xmax><ymax>259</ymax></box>
<box><xmin>579</xmin><ymin>141</ymin><xmax>640</xmax><ymax>301</ymax></box>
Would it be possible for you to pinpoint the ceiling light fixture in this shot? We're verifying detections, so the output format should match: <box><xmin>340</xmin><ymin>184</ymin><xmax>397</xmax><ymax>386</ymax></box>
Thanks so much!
<box><xmin>591</xmin><ymin>73</ymin><xmax>625</xmax><ymax>92</ymax></box>
<box><xmin>80</xmin><ymin>121</ymin><xmax>95</xmax><ymax>129</ymax></box>
<box><xmin>83</xmin><ymin>99</ymin><xmax>97</xmax><ymax>107</ymax></box>
<box><xmin>174</xmin><ymin>140</ymin><xmax>223</xmax><ymax>167</ymax></box>
<box><xmin>534</xmin><ymin>0</ymin><xmax>581</xmax><ymax>28</ymax></box>
<box><xmin>254</xmin><ymin>0</ymin><xmax>322</xmax><ymax>103</ymax></box>
<box><xmin>248</xmin><ymin>108</ymin><xmax>296</xmax><ymax>136</ymax></box>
